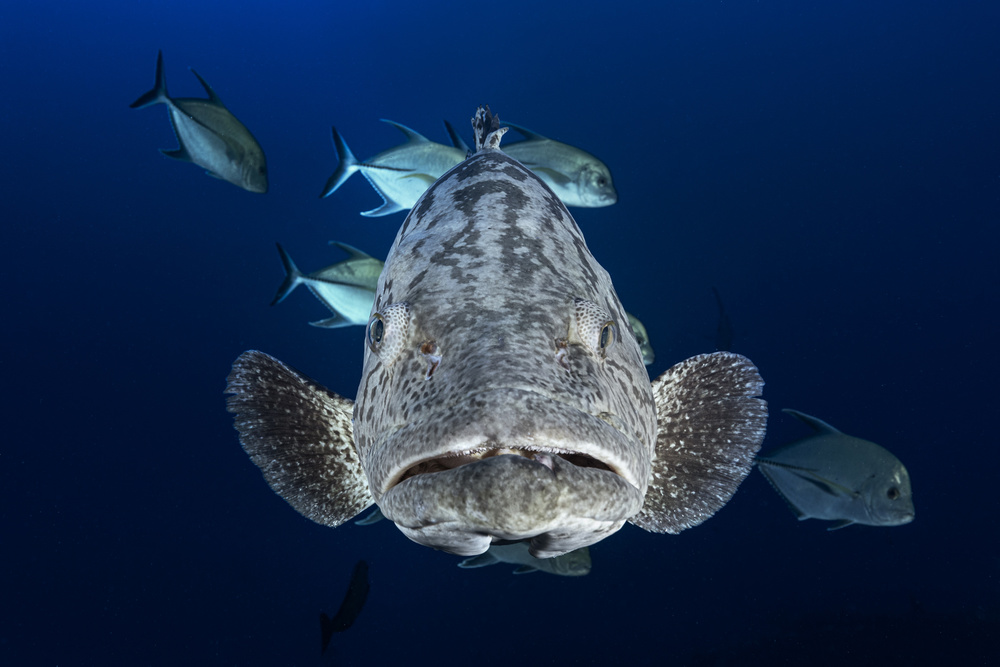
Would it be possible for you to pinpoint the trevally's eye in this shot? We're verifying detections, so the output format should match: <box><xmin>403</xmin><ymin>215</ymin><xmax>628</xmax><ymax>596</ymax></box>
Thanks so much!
<box><xmin>367</xmin><ymin>302</ymin><xmax>410</xmax><ymax>365</ymax></box>
<box><xmin>571</xmin><ymin>298</ymin><xmax>619</xmax><ymax>360</ymax></box>
<box><xmin>886</xmin><ymin>486</ymin><xmax>900</xmax><ymax>500</ymax></box>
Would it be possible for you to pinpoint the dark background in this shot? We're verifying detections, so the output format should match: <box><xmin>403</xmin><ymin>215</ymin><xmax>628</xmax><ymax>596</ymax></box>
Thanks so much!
<box><xmin>3</xmin><ymin>1</ymin><xmax>997</xmax><ymax>664</ymax></box>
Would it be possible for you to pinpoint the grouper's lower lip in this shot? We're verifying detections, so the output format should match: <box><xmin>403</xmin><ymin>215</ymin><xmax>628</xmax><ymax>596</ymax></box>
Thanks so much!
<box><xmin>378</xmin><ymin>453</ymin><xmax>643</xmax><ymax>558</ymax></box>
<box><xmin>366</xmin><ymin>387</ymin><xmax>648</xmax><ymax>498</ymax></box>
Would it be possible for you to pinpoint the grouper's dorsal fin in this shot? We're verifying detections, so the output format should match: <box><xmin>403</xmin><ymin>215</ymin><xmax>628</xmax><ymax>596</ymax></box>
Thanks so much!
<box><xmin>631</xmin><ymin>351</ymin><xmax>767</xmax><ymax>534</ymax></box>
<box><xmin>226</xmin><ymin>350</ymin><xmax>373</xmax><ymax>527</ymax></box>
<box><xmin>472</xmin><ymin>105</ymin><xmax>508</xmax><ymax>152</ymax></box>
<box><xmin>783</xmin><ymin>408</ymin><xmax>842</xmax><ymax>435</ymax></box>
<box><xmin>188</xmin><ymin>68</ymin><xmax>224</xmax><ymax>107</ymax></box>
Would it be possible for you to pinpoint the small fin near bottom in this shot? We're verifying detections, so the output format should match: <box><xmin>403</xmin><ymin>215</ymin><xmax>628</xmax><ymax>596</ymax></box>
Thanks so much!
<box><xmin>513</xmin><ymin>565</ymin><xmax>539</xmax><ymax>575</ymax></box>
<box><xmin>225</xmin><ymin>350</ymin><xmax>373</xmax><ymax>527</ymax></box>
<box><xmin>400</xmin><ymin>172</ymin><xmax>438</xmax><ymax>186</ymax></box>
<box><xmin>631</xmin><ymin>351</ymin><xmax>767</xmax><ymax>534</ymax></box>
<box><xmin>826</xmin><ymin>519</ymin><xmax>855</xmax><ymax>531</ymax></box>
<box><xmin>358</xmin><ymin>176</ymin><xmax>409</xmax><ymax>217</ymax></box>
<box><xmin>458</xmin><ymin>552</ymin><xmax>500</xmax><ymax>569</ymax></box>
<box><xmin>309</xmin><ymin>314</ymin><xmax>351</xmax><ymax>329</ymax></box>
<box><xmin>160</xmin><ymin>146</ymin><xmax>193</xmax><ymax>163</ymax></box>
<box><xmin>531</xmin><ymin>166</ymin><xmax>572</xmax><ymax>187</ymax></box>
<box><xmin>756</xmin><ymin>461</ymin><xmax>808</xmax><ymax>519</ymax></box>
<box><xmin>354</xmin><ymin>507</ymin><xmax>385</xmax><ymax>526</ymax></box>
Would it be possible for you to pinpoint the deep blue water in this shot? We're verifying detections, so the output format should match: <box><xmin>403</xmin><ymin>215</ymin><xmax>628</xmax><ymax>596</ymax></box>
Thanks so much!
<box><xmin>3</xmin><ymin>1</ymin><xmax>998</xmax><ymax>665</ymax></box>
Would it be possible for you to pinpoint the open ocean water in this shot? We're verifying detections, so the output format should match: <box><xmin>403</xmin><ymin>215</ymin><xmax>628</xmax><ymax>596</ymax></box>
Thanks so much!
<box><xmin>3</xmin><ymin>1</ymin><xmax>998</xmax><ymax>665</ymax></box>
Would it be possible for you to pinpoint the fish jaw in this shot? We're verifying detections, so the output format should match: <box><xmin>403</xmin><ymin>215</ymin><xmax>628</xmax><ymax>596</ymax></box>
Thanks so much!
<box><xmin>369</xmin><ymin>387</ymin><xmax>647</xmax><ymax>558</ymax></box>
<box><xmin>381</xmin><ymin>454</ymin><xmax>640</xmax><ymax>558</ymax></box>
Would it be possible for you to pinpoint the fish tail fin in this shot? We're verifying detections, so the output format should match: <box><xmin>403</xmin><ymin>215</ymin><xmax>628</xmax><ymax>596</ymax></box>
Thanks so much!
<box><xmin>129</xmin><ymin>50</ymin><xmax>168</xmax><ymax>109</ymax></box>
<box><xmin>320</xmin><ymin>613</ymin><xmax>335</xmax><ymax>653</ymax></box>
<box><xmin>712</xmin><ymin>286</ymin><xmax>725</xmax><ymax>314</ymax></box>
<box><xmin>319</xmin><ymin>125</ymin><xmax>360</xmax><ymax>198</ymax></box>
<box><xmin>631</xmin><ymin>351</ymin><xmax>767</xmax><ymax>533</ymax></box>
<box><xmin>271</xmin><ymin>243</ymin><xmax>304</xmax><ymax>306</ymax></box>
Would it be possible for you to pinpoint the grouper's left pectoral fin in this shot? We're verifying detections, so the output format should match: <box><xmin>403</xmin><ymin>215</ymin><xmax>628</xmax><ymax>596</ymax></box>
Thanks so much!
<box><xmin>225</xmin><ymin>350</ymin><xmax>373</xmax><ymax>527</ymax></box>
<box><xmin>631</xmin><ymin>351</ymin><xmax>767</xmax><ymax>534</ymax></box>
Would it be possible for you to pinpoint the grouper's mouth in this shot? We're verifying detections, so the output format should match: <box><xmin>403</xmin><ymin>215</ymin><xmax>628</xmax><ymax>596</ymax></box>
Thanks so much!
<box><xmin>367</xmin><ymin>387</ymin><xmax>648</xmax><ymax>558</ymax></box>
<box><xmin>395</xmin><ymin>446</ymin><xmax>615</xmax><ymax>486</ymax></box>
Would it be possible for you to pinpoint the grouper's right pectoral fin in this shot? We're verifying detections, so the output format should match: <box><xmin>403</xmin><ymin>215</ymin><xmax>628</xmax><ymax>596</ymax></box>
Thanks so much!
<box><xmin>225</xmin><ymin>350</ymin><xmax>373</xmax><ymax>527</ymax></box>
<box><xmin>631</xmin><ymin>351</ymin><xmax>767</xmax><ymax>534</ymax></box>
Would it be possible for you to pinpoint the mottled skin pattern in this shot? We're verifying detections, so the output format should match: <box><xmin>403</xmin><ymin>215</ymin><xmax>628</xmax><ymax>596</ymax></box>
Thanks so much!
<box><xmin>226</xmin><ymin>108</ymin><xmax>766</xmax><ymax>561</ymax></box>
<box><xmin>354</xmin><ymin>139</ymin><xmax>656</xmax><ymax>557</ymax></box>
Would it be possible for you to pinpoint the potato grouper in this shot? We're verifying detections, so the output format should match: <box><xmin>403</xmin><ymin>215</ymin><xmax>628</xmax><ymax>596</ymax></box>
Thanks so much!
<box><xmin>226</xmin><ymin>107</ymin><xmax>767</xmax><ymax>559</ymax></box>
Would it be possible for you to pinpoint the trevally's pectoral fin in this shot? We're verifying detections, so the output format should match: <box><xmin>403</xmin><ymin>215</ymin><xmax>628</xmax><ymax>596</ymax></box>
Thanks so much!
<box><xmin>631</xmin><ymin>351</ymin><xmax>767</xmax><ymax>534</ymax></box>
<box><xmin>354</xmin><ymin>507</ymin><xmax>385</xmax><ymax>526</ymax></box>
<box><xmin>400</xmin><ymin>172</ymin><xmax>439</xmax><ymax>186</ymax></box>
<box><xmin>458</xmin><ymin>551</ymin><xmax>501</xmax><ymax>569</ymax></box>
<box><xmin>530</xmin><ymin>166</ymin><xmax>572</xmax><ymax>187</ymax></box>
<box><xmin>225</xmin><ymin>350</ymin><xmax>373</xmax><ymax>526</ymax></box>
<box><xmin>757</xmin><ymin>458</ymin><xmax>859</xmax><ymax>499</ymax></box>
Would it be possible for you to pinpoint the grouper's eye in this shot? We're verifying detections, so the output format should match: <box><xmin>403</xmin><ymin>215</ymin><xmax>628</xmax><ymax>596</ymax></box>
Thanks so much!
<box><xmin>367</xmin><ymin>302</ymin><xmax>410</xmax><ymax>365</ymax></box>
<box><xmin>571</xmin><ymin>298</ymin><xmax>619</xmax><ymax>360</ymax></box>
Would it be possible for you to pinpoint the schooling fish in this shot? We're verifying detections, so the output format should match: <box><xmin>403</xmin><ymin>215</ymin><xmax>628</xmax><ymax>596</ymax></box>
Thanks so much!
<box><xmin>756</xmin><ymin>409</ymin><xmax>915</xmax><ymax>529</ymax></box>
<box><xmin>459</xmin><ymin>542</ymin><xmax>592</xmax><ymax>577</ymax></box>
<box><xmin>129</xmin><ymin>50</ymin><xmax>267</xmax><ymax>193</ymax></box>
<box><xmin>319</xmin><ymin>120</ymin><xmax>466</xmax><ymax>216</ymax></box>
<box><xmin>276</xmin><ymin>242</ymin><xmax>655</xmax><ymax>367</ymax></box>
<box><xmin>320</xmin><ymin>560</ymin><xmax>370</xmax><ymax>654</ymax></box>
<box><xmin>270</xmin><ymin>242</ymin><xmax>383</xmax><ymax>329</ymax></box>
<box><xmin>446</xmin><ymin>119</ymin><xmax>617</xmax><ymax>208</ymax></box>
<box><xmin>226</xmin><ymin>107</ymin><xmax>766</xmax><ymax>559</ymax></box>
<box><xmin>502</xmin><ymin>122</ymin><xmax>617</xmax><ymax>208</ymax></box>
<box><xmin>627</xmin><ymin>312</ymin><xmax>656</xmax><ymax>366</ymax></box>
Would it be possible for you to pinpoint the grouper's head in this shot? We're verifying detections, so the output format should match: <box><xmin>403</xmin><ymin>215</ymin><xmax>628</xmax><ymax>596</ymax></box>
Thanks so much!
<box><xmin>352</xmin><ymin>109</ymin><xmax>656</xmax><ymax>558</ymax></box>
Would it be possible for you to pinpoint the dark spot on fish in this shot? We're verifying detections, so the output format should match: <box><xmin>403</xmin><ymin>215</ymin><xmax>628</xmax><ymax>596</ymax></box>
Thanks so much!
<box><xmin>408</xmin><ymin>187</ymin><xmax>437</xmax><ymax>231</ymax></box>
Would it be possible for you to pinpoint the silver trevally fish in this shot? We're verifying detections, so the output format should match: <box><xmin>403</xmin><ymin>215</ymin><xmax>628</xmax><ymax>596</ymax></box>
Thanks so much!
<box><xmin>756</xmin><ymin>409</ymin><xmax>915</xmax><ymax>529</ymax></box>
<box><xmin>353</xmin><ymin>507</ymin><xmax>589</xmax><ymax>576</ymax></box>
<box><xmin>626</xmin><ymin>312</ymin><xmax>655</xmax><ymax>366</ymax></box>
<box><xmin>502</xmin><ymin>122</ymin><xmax>617</xmax><ymax>208</ymax></box>
<box><xmin>226</xmin><ymin>107</ymin><xmax>766</xmax><ymax>559</ymax></box>
<box><xmin>459</xmin><ymin>542</ymin><xmax>592</xmax><ymax>577</ymax></box>
<box><xmin>129</xmin><ymin>51</ymin><xmax>268</xmax><ymax>193</ymax></box>
<box><xmin>320</xmin><ymin>121</ymin><xmax>466</xmax><ymax>216</ymax></box>
<box><xmin>271</xmin><ymin>242</ymin><xmax>383</xmax><ymax>328</ymax></box>
<box><xmin>276</xmin><ymin>242</ymin><xmax>657</xmax><ymax>367</ymax></box>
